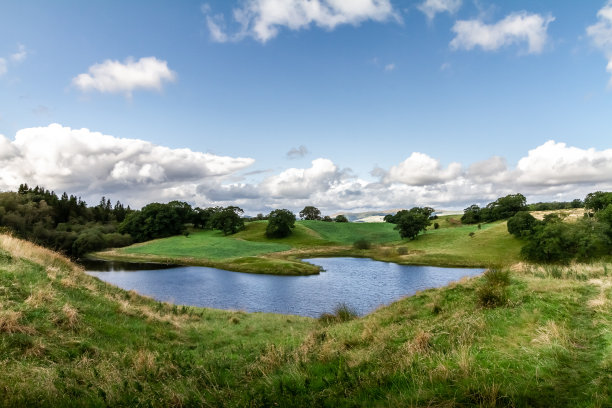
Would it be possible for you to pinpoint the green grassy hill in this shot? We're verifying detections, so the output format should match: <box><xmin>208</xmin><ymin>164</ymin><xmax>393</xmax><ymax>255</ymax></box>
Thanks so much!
<box><xmin>94</xmin><ymin>217</ymin><xmax>522</xmax><ymax>274</ymax></box>
<box><xmin>2</xmin><ymin>234</ymin><xmax>612</xmax><ymax>406</ymax></box>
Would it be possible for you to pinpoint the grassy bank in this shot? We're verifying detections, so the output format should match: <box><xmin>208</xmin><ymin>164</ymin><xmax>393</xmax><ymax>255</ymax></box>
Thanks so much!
<box><xmin>94</xmin><ymin>217</ymin><xmax>522</xmax><ymax>274</ymax></box>
<box><xmin>2</xmin><ymin>234</ymin><xmax>612</xmax><ymax>406</ymax></box>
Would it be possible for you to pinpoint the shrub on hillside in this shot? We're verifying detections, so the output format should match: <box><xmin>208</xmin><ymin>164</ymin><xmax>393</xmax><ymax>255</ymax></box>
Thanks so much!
<box><xmin>353</xmin><ymin>239</ymin><xmax>371</xmax><ymax>250</ymax></box>
<box><xmin>477</xmin><ymin>269</ymin><xmax>510</xmax><ymax>308</ymax></box>
<box><xmin>507</xmin><ymin>211</ymin><xmax>538</xmax><ymax>238</ymax></box>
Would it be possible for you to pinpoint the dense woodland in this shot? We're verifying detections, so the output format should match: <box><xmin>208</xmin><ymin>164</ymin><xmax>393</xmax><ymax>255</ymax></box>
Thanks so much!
<box><xmin>1</xmin><ymin>184</ymin><xmax>611</xmax><ymax>264</ymax></box>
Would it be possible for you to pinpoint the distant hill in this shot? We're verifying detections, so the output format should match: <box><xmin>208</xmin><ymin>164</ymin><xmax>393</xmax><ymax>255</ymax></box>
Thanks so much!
<box><xmin>333</xmin><ymin>209</ymin><xmax>463</xmax><ymax>223</ymax></box>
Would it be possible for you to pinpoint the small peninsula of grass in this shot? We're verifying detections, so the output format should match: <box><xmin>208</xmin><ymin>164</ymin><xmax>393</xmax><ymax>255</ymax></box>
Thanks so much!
<box><xmin>93</xmin><ymin>216</ymin><xmax>523</xmax><ymax>274</ymax></box>
<box><xmin>2</xmin><ymin>234</ymin><xmax>612</xmax><ymax>406</ymax></box>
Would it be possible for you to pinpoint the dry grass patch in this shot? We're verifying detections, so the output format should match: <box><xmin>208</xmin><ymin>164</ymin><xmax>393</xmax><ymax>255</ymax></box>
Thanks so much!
<box><xmin>587</xmin><ymin>278</ymin><xmax>612</xmax><ymax>310</ymax></box>
<box><xmin>250</xmin><ymin>344</ymin><xmax>287</xmax><ymax>376</ymax></box>
<box><xmin>51</xmin><ymin>303</ymin><xmax>80</xmax><ymax>329</ymax></box>
<box><xmin>405</xmin><ymin>329</ymin><xmax>433</xmax><ymax>354</ymax></box>
<box><xmin>133</xmin><ymin>349</ymin><xmax>157</xmax><ymax>374</ymax></box>
<box><xmin>0</xmin><ymin>234</ymin><xmax>75</xmax><ymax>272</ymax></box>
<box><xmin>530</xmin><ymin>208</ymin><xmax>585</xmax><ymax>221</ymax></box>
<box><xmin>25</xmin><ymin>285</ymin><xmax>56</xmax><ymax>308</ymax></box>
<box><xmin>531</xmin><ymin>320</ymin><xmax>568</xmax><ymax>347</ymax></box>
<box><xmin>0</xmin><ymin>310</ymin><xmax>34</xmax><ymax>334</ymax></box>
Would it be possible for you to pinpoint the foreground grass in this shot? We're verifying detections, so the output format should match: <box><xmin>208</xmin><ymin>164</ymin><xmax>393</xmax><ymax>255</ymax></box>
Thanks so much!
<box><xmin>2</xmin><ymin>234</ymin><xmax>612</xmax><ymax>406</ymax></box>
<box><xmin>0</xmin><ymin>234</ymin><xmax>313</xmax><ymax>406</ymax></box>
<box><xmin>95</xmin><ymin>218</ymin><xmax>521</xmax><ymax>274</ymax></box>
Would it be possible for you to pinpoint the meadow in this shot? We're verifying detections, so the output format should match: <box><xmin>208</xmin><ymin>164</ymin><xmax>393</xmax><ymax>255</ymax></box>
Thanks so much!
<box><xmin>94</xmin><ymin>216</ymin><xmax>523</xmax><ymax>274</ymax></box>
<box><xmin>1</xmin><ymin>233</ymin><xmax>611</xmax><ymax>406</ymax></box>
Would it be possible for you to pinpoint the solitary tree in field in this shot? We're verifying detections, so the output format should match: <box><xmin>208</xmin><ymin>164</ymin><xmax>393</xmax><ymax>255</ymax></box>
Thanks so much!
<box><xmin>266</xmin><ymin>209</ymin><xmax>296</xmax><ymax>238</ymax></box>
<box><xmin>334</xmin><ymin>214</ymin><xmax>349</xmax><ymax>223</ymax></box>
<box><xmin>394</xmin><ymin>207</ymin><xmax>433</xmax><ymax>240</ymax></box>
<box><xmin>299</xmin><ymin>206</ymin><xmax>321</xmax><ymax>220</ymax></box>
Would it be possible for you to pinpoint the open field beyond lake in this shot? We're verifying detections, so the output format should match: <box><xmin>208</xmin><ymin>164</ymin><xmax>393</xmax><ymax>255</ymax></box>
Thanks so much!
<box><xmin>93</xmin><ymin>217</ymin><xmax>524</xmax><ymax>274</ymax></box>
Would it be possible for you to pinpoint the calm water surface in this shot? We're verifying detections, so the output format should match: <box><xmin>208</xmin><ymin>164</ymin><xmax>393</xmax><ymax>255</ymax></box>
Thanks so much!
<box><xmin>84</xmin><ymin>258</ymin><xmax>483</xmax><ymax>317</ymax></box>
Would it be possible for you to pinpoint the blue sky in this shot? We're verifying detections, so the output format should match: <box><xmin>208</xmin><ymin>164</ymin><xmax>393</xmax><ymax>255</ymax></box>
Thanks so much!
<box><xmin>2</xmin><ymin>0</ymin><xmax>612</xmax><ymax>214</ymax></box>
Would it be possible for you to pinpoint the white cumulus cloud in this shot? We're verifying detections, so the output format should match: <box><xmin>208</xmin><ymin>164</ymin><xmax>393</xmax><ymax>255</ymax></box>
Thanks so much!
<box><xmin>384</xmin><ymin>152</ymin><xmax>462</xmax><ymax>186</ymax></box>
<box><xmin>3</xmin><ymin>127</ymin><xmax>612</xmax><ymax>214</ymax></box>
<box><xmin>516</xmin><ymin>140</ymin><xmax>612</xmax><ymax>186</ymax></box>
<box><xmin>418</xmin><ymin>0</ymin><xmax>462</xmax><ymax>20</ymax></box>
<box><xmin>450</xmin><ymin>12</ymin><xmax>554</xmax><ymax>54</ymax></box>
<box><xmin>0</xmin><ymin>124</ymin><xmax>254</xmax><ymax>206</ymax></box>
<box><xmin>587</xmin><ymin>1</ymin><xmax>612</xmax><ymax>86</ymax></box>
<box><xmin>260</xmin><ymin>158</ymin><xmax>344</xmax><ymax>198</ymax></box>
<box><xmin>72</xmin><ymin>57</ymin><xmax>177</xmax><ymax>97</ymax></box>
<box><xmin>203</xmin><ymin>0</ymin><xmax>399</xmax><ymax>43</ymax></box>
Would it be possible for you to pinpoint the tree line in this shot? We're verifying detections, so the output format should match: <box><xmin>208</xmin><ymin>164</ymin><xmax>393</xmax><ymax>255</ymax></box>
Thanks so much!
<box><xmin>0</xmin><ymin>185</ymin><xmax>353</xmax><ymax>257</ymax></box>
<box><xmin>0</xmin><ymin>184</ymin><xmax>133</xmax><ymax>257</ymax></box>
<box><xmin>506</xmin><ymin>191</ymin><xmax>612</xmax><ymax>263</ymax></box>
<box><xmin>2</xmin><ymin>183</ymin><xmax>609</xmax><ymax>264</ymax></box>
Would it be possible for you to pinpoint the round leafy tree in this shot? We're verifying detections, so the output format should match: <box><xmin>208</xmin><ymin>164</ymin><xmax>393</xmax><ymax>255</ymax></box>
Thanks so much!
<box><xmin>266</xmin><ymin>209</ymin><xmax>296</xmax><ymax>238</ymax></box>
<box><xmin>299</xmin><ymin>206</ymin><xmax>321</xmax><ymax>220</ymax></box>
<box><xmin>334</xmin><ymin>214</ymin><xmax>349</xmax><ymax>223</ymax></box>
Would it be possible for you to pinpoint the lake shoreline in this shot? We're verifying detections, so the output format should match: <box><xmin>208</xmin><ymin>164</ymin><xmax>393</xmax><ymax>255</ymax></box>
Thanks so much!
<box><xmin>90</xmin><ymin>245</ymin><xmax>500</xmax><ymax>276</ymax></box>
<box><xmin>85</xmin><ymin>257</ymin><xmax>484</xmax><ymax>317</ymax></box>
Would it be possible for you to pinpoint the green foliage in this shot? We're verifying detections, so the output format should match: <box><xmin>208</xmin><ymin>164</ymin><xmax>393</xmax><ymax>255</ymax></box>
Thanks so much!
<box><xmin>596</xmin><ymin>204</ymin><xmax>612</xmax><ymax>231</ymax></box>
<box><xmin>265</xmin><ymin>209</ymin><xmax>296</xmax><ymax>238</ymax></box>
<box><xmin>393</xmin><ymin>207</ymin><xmax>433</xmax><ymax>240</ymax></box>
<box><xmin>299</xmin><ymin>206</ymin><xmax>321</xmax><ymax>220</ymax></box>
<box><xmin>461</xmin><ymin>204</ymin><xmax>482</xmax><ymax>224</ymax></box>
<box><xmin>210</xmin><ymin>206</ymin><xmax>245</xmax><ymax>235</ymax></box>
<box><xmin>0</xmin><ymin>186</ymin><xmax>132</xmax><ymax>257</ymax></box>
<box><xmin>71</xmin><ymin>228</ymin><xmax>106</xmax><ymax>258</ymax></box>
<box><xmin>584</xmin><ymin>191</ymin><xmax>612</xmax><ymax>212</ymax></box>
<box><xmin>353</xmin><ymin>238</ymin><xmax>371</xmax><ymax>249</ymax></box>
<box><xmin>322</xmin><ymin>215</ymin><xmax>333</xmax><ymax>222</ymax></box>
<box><xmin>528</xmin><ymin>200</ymin><xmax>583</xmax><ymax>211</ymax></box>
<box><xmin>462</xmin><ymin>194</ymin><xmax>527</xmax><ymax>224</ymax></box>
<box><xmin>334</xmin><ymin>214</ymin><xmax>348</xmax><ymax>223</ymax></box>
<box><xmin>507</xmin><ymin>211</ymin><xmax>538</xmax><ymax>238</ymax></box>
<box><xmin>119</xmin><ymin>202</ymin><xmax>187</xmax><ymax>242</ymax></box>
<box><xmin>433</xmin><ymin>222</ymin><xmax>439</xmax><ymax>230</ymax></box>
<box><xmin>521</xmin><ymin>217</ymin><xmax>610</xmax><ymax>263</ymax></box>
<box><xmin>191</xmin><ymin>206</ymin><xmax>218</xmax><ymax>229</ymax></box>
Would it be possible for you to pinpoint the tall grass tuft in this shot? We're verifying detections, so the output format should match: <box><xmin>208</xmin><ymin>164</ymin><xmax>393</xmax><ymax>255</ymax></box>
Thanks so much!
<box><xmin>319</xmin><ymin>303</ymin><xmax>358</xmax><ymax>324</ymax></box>
<box><xmin>477</xmin><ymin>269</ymin><xmax>510</xmax><ymax>308</ymax></box>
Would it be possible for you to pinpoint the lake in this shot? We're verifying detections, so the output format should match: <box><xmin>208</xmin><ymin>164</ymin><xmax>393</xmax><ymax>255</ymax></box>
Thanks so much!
<box><xmin>84</xmin><ymin>258</ymin><xmax>483</xmax><ymax>317</ymax></box>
